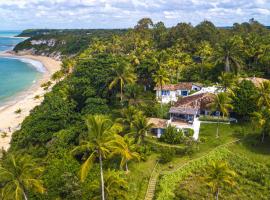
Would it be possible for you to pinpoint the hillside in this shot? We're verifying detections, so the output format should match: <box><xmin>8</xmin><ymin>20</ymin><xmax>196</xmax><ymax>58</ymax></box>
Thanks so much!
<box><xmin>0</xmin><ymin>18</ymin><xmax>270</xmax><ymax>200</ymax></box>
<box><xmin>14</xmin><ymin>29</ymin><xmax>127</xmax><ymax>59</ymax></box>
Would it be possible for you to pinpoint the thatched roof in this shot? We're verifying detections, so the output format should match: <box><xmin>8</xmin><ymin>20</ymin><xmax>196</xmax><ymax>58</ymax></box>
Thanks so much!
<box><xmin>239</xmin><ymin>77</ymin><xmax>269</xmax><ymax>87</ymax></box>
<box><xmin>148</xmin><ymin>118</ymin><xmax>167</xmax><ymax>129</ymax></box>
<box><xmin>154</xmin><ymin>82</ymin><xmax>201</xmax><ymax>91</ymax></box>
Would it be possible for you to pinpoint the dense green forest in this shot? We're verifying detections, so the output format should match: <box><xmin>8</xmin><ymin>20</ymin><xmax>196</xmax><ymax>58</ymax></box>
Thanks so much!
<box><xmin>14</xmin><ymin>29</ymin><xmax>127</xmax><ymax>57</ymax></box>
<box><xmin>1</xmin><ymin>18</ymin><xmax>270</xmax><ymax>200</ymax></box>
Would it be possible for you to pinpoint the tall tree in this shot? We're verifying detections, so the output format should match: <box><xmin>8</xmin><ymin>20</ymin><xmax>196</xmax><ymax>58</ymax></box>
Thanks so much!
<box><xmin>204</xmin><ymin>162</ymin><xmax>236</xmax><ymax>200</ymax></box>
<box><xmin>252</xmin><ymin>109</ymin><xmax>270</xmax><ymax>143</ymax></box>
<box><xmin>218</xmin><ymin>72</ymin><xmax>236</xmax><ymax>91</ymax></box>
<box><xmin>232</xmin><ymin>80</ymin><xmax>258</xmax><ymax>120</ymax></box>
<box><xmin>117</xmin><ymin>106</ymin><xmax>142</xmax><ymax>134</ymax></box>
<box><xmin>209</xmin><ymin>93</ymin><xmax>233</xmax><ymax>138</ymax></box>
<box><xmin>0</xmin><ymin>155</ymin><xmax>45</xmax><ymax>200</ymax></box>
<box><xmin>214</xmin><ymin>36</ymin><xmax>243</xmax><ymax>73</ymax></box>
<box><xmin>257</xmin><ymin>81</ymin><xmax>270</xmax><ymax>108</ymax></box>
<box><xmin>109</xmin><ymin>59</ymin><xmax>137</xmax><ymax>103</ymax></box>
<box><xmin>152</xmin><ymin>68</ymin><xmax>170</xmax><ymax>100</ymax></box>
<box><xmin>91</xmin><ymin>169</ymin><xmax>128</xmax><ymax>200</ymax></box>
<box><xmin>72</xmin><ymin>115</ymin><xmax>121</xmax><ymax>200</ymax></box>
<box><xmin>195</xmin><ymin>41</ymin><xmax>213</xmax><ymax>77</ymax></box>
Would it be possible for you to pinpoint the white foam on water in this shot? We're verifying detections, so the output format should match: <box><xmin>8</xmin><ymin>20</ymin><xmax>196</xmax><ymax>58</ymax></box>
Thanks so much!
<box><xmin>1</xmin><ymin>56</ymin><xmax>47</xmax><ymax>73</ymax></box>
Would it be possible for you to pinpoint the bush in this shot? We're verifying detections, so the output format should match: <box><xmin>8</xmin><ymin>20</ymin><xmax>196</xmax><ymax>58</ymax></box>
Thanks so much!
<box><xmin>184</xmin><ymin>128</ymin><xmax>194</xmax><ymax>137</ymax></box>
<box><xmin>199</xmin><ymin>115</ymin><xmax>230</xmax><ymax>122</ymax></box>
<box><xmin>159</xmin><ymin>148</ymin><xmax>176</xmax><ymax>164</ymax></box>
<box><xmin>160</xmin><ymin>125</ymin><xmax>184</xmax><ymax>144</ymax></box>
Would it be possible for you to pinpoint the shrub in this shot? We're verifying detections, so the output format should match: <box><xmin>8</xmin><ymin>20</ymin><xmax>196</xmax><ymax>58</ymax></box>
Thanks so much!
<box><xmin>184</xmin><ymin>128</ymin><xmax>194</xmax><ymax>137</ymax></box>
<box><xmin>159</xmin><ymin>148</ymin><xmax>176</xmax><ymax>164</ymax></box>
<box><xmin>14</xmin><ymin>108</ymin><xmax>22</xmax><ymax>114</ymax></box>
<box><xmin>199</xmin><ymin>115</ymin><xmax>230</xmax><ymax>122</ymax></box>
<box><xmin>160</xmin><ymin>125</ymin><xmax>184</xmax><ymax>144</ymax></box>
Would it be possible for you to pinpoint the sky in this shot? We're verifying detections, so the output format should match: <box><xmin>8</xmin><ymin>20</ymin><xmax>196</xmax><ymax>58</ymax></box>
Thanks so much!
<box><xmin>0</xmin><ymin>0</ymin><xmax>270</xmax><ymax>30</ymax></box>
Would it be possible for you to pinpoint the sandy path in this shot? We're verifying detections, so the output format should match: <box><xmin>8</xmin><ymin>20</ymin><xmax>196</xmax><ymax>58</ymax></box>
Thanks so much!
<box><xmin>0</xmin><ymin>53</ymin><xmax>61</xmax><ymax>151</ymax></box>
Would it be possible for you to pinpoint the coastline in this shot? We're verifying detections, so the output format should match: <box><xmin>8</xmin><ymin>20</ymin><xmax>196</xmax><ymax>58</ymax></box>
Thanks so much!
<box><xmin>0</xmin><ymin>52</ymin><xmax>62</xmax><ymax>151</ymax></box>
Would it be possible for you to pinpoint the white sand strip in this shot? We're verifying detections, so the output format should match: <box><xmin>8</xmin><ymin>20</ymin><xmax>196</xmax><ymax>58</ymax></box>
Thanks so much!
<box><xmin>0</xmin><ymin>52</ymin><xmax>61</xmax><ymax>151</ymax></box>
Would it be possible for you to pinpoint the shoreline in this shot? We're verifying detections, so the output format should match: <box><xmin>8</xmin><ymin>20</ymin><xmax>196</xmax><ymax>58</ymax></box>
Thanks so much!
<box><xmin>0</xmin><ymin>52</ymin><xmax>61</xmax><ymax>151</ymax></box>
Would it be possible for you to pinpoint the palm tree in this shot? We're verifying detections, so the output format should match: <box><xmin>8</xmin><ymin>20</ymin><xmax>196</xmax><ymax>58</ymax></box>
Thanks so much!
<box><xmin>91</xmin><ymin>169</ymin><xmax>128</xmax><ymax>200</ymax></box>
<box><xmin>213</xmin><ymin>37</ymin><xmax>243</xmax><ymax>73</ymax></box>
<box><xmin>0</xmin><ymin>155</ymin><xmax>45</xmax><ymax>200</ymax></box>
<box><xmin>218</xmin><ymin>72</ymin><xmax>236</xmax><ymax>92</ymax></box>
<box><xmin>131</xmin><ymin>114</ymin><xmax>153</xmax><ymax>144</ymax></box>
<box><xmin>209</xmin><ymin>93</ymin><xmax>233</xmax><ymax>138</ymax></box>
<box><xmin>204</xmin><ymin>161</ymin><xmax>236</xmax><ymax>200</ymax></box>
<box><xmin>251</xmin><ymin>109</ymin><xmax>270</xmax><ymax>143</ymax></box>
<box><xmin>110</xmin><ymin>135</ymin><xmax>140</xmax><ymax>172</ymax></box>
<box><xmin>62</xmin><ymin>58</ymin><xmax>76</xmax><ymax>74</ymax></box>
<box><xmin>72</xmin><ymin>115</ymin><xmax>122</xmax><ymax>200</ymax></box>
<box><xmin>152</xmin><ymin>68</ymin><xmax>170</xmax><ymax>100</ymax></box>
<box><xmin>109</xmin><ymin>60</ymin><xmax>137</xmax><ymax>103</ymax></box>
<box><xmin>257</xmin><ymin>81</ymin><xmax>270</xmax><ymax>108</ymax></box>
<box><xmin>196</xmin><ymin>41</ymin><xmax>213</xmax><ymax>77</ymax></box>
<box><xmin>116</xmin><ymin>106</ymin><xmax>142</xmax><ymax>134</ymax></box>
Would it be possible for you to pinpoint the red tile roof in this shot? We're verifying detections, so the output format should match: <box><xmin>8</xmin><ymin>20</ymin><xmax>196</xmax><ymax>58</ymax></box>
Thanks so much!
<box><xmin>169</xmin><ymin>93</ymin><xmax>215</xmax><ymax>115</ymax></box>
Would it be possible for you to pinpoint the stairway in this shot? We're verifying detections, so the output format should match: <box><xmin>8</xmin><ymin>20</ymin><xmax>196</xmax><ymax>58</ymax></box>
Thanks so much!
<box><xmin>144</xmin><ymin>162</ymin><xmax>159</xmax><ymax>200</ymax></box>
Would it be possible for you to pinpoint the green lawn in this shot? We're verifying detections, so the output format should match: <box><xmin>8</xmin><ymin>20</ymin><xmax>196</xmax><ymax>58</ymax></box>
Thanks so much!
<box><xmin>156</xmin><ymin>123</ymin><xmax>270</xmax><ymax>200</ymax></box>
<box><xmin>127</xmin><ymin>154</ymin><xmax>158</xmax><ymax>200</ymax></box>
<box><xmin>127</xmin><ymin>123</ymin><xmax>264</xmax><ymax>200</ymax></box>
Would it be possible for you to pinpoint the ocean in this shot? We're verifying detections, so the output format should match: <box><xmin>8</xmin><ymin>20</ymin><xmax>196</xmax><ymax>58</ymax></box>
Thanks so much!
<box><xmin>0</xmin><ymin>31</ymin><xmax>43</xmax><ymax>104</ymax></box>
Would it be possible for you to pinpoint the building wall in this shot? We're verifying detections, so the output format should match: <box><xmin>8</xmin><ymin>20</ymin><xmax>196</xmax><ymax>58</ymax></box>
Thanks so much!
<box><xmin>192</xmin><ymin>85</ymin><xmax>202</xmax><ymax>91</ymax></box>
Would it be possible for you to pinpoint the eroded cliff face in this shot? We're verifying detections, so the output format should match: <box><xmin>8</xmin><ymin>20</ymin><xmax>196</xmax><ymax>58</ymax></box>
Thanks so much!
<box><xmin>14</xmin><ymin>38</ymin><xmax>65</xmax><ymax>60</ymax></box>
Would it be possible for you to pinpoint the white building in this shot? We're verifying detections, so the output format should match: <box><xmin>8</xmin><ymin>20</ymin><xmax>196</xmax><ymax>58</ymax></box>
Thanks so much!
<box><xmin>154</xmin><ymin>82</ymin><xmax>202</xmax><ymax>103</ymax></box>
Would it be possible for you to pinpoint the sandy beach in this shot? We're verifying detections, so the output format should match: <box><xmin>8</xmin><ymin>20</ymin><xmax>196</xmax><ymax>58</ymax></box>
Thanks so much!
<box><xmin>0</xmin><ymin>52</ymin><xmax>61</xmax><ymax>151</ymax></box>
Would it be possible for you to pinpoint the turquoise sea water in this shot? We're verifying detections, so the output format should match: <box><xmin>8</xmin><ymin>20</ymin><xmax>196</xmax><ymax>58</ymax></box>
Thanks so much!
<box><xmin>0</xmin><ymin>31</ymin><xmax>42</xmax><ymax>104</ymax></box>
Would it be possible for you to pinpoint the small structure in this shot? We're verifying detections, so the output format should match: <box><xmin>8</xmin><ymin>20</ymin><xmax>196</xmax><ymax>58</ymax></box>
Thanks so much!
<box><xmin>169</xmin><ymin>93</ymin><xmax>216</xmax><ymax>123</ymax></box>
<box><xmin>154</xmin><ymin>82</ymin><xmax>202</xmax><ymax>103</ymax></box>
<box><xmin>148</xmin><ymin>118</ymin><xmax>167</xmax><ymax>138</ymax></box>
<box><xmin>239</xmin><ymin>77</ymin><xmax>269</xmax><ymax>87</ymax></box>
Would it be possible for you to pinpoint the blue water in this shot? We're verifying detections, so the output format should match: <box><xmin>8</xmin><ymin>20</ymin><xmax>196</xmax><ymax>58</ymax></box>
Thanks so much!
<box><xmin>0</xmin><ymin>31</ymin><xmax>42</xmax><ymax>104</ymax></box>
<box><xmin>0</xmin><ymin>31</ymin><xmax>25</xmax><ymax>51</ymax></box>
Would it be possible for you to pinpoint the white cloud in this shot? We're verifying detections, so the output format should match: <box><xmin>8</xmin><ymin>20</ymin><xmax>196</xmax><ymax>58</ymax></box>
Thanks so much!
<box><xmin>0</xmin><ymin>0</ymin><xmax>269</xmax><ymax>29</ymax></box>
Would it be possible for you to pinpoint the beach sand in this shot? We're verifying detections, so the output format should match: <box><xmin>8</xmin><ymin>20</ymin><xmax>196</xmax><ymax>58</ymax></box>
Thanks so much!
<box><xmin>0</xmin><ymin>53</ymin><xmax>61</xmax><ymax>151</ymax></box>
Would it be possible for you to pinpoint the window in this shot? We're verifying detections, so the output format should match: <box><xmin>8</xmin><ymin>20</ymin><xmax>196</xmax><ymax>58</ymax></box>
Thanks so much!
<box><xmin>161</xmin><ymin>90</ymin><xmax>170</xmax><ymax>96</ymax></box>
<box><xmin>181</xmin><ymin>90</ymin><xmax>188</xmax><ymax>96</ymax></box>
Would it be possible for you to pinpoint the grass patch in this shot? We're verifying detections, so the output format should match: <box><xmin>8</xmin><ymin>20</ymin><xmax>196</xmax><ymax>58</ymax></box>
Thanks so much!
<box><xmin>127</xmin><ymin>154</ymin><xmax>158</xmax><ymax>200</ymax></box>
<box><xmin>199</xmin><ymin>115</ymin><xmax>230</xmax><ymax>122</ymax></box>
<box><xmin>173</xmin><ymin>144</ymin><xmax>270</xmax><ymax>200</ymax></box>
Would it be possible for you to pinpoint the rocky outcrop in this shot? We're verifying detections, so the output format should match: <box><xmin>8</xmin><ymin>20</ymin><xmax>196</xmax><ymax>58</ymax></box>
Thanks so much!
<box><xmin>30</xmin><ymin>39</ymin><xmax>56</xmax><ymax>47</ymax></box>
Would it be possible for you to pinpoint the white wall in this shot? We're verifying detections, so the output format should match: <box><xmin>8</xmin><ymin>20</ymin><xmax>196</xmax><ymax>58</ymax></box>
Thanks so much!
<box><xmin>192</xmin><ymin>85</ymin><xmax>202</xmax><ymax>91</ymax></box>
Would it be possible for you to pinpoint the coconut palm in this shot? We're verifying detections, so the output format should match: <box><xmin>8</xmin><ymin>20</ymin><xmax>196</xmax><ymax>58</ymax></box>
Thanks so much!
<box><xmin>251</xmin><ymin>109</ymin><xmax>270</xmax><ymax>143</ymax></box>
<box><xmin>109</xmin><ymin>60</ymin><xmax>137</xmax><ymax>103</ymax></box>
<box><xmin>209</xmin><ymin>93</ymin><xmax>233</xmax><ymax>138</ymax></box>
<box><xmin>204</xmin><ymin>161</ymin><xmax>236</xmax><ymax>200</ymax></box>
<box><xmin>116</xmin><ymin>106</ymin><xmax>142</xmax><ymax>134</ymax></box>
<box><xmin>131</xmin><ymin>114</ymin><xmax>153</xmax><ymax>144</ymax></box>
<box><xmin>152</xmin><ymin>68</ymin><xmax>170</xmax><ymax>99</ymax></box>
<box><xmin>218</xmin><ymin>72</ymin><xmax>236</xmax><ymax>92</ymax></box>
<box><xmin>0</xmin><ymin>154</ymin><xmax>45</xmax><ymax>200</ymax></box>
<box><xmin>91</xmin><ymin>169</ymin><xmax>128</xmax><ymax>200</ymax></box>
<box><xmin>110</xmin><ymin>135</ymin><xmax>140</xmax><ymax>172</ymax></box>
<box><xmin>72</xmin><ymin>115</ymin><xmax>122</xmax><ymax>200</ymax></box>
<box><xmin>257</xmin><ymin>81</ymin><xmax>270</xmax><ymax>108</ymax></box>
<box><xmin>213</xmin><ymin>37</ymin><xmax>243</xmax><ymax>73</ymax></box>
